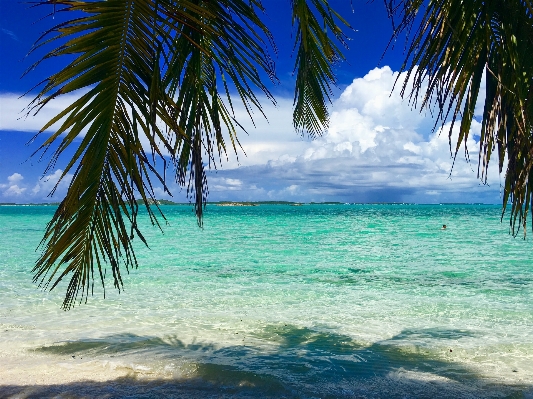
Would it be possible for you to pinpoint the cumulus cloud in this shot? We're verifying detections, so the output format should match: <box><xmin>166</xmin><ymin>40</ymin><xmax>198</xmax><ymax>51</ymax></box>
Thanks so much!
<box><xmin>4</xmin><ymin>184</ymin><xmax>26</xmax><ymax>196</ymax></box>
<box><xmin>206</xmin><ymin>66</ymin><xmax>501</xmax><ymax>203</ymax></box>
<box><xmin>1</xmin><ymin>173</ymin><xmax>26</xmax><ymax>197</ymax></box>
<box><xmin>0</xmin><ymin>173</ymin><xmax>27</xmax><ymax>197</ymax></box>
<box><xmin>0</xmin><ymin>170</ymin><xmax>72</xmax><ymax>201</ymax></box>
<box><xmin>7</xmin><ymin>173</ymin><xmax>23</xmax><ymax>183</ymax></box>
<box><xmin>0</xmin><ymin>66</ymin><xmax>502</xmax><ymax>203</ymax></box>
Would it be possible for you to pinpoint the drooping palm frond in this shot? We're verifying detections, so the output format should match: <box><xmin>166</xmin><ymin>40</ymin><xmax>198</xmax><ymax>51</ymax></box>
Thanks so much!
<box><xmin>161</xmin><ymin>0</ymin><xmax>277</xmax><ymax>222</ymax></box>
<box><xmin>386</xmin><ymin>0</ymin><xmax>533</xmax><ymax>236</ymax></box>
<box><xmin>291</xmin><ymin>0</ymin><xmax>352</xmax><ymax>138</ymax></box>
<box><xmin>27</xmin><ymin>0</ymin><xmax>179</xmax><ymax>309</ymax></box>
<box><xmin>27</xmin><ymin>0</ymin><xmax>280</xmax><ymax>308</ymax></box>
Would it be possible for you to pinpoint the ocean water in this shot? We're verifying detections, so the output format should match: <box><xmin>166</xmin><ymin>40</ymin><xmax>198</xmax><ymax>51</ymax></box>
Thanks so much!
<box><xmin>0</xmin><ymin>204</ymin><xmax>532</xmax><ymax>398</ymax></box>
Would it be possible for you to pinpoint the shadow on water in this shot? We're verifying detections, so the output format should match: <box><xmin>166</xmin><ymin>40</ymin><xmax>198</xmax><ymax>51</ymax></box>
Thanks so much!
<box><xmin>2</xmin><ymin>325</ymin><xmax>532</xmax><ymax>398</ymax></box>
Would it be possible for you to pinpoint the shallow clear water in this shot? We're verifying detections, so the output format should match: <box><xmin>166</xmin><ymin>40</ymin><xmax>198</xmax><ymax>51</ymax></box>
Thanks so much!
<box><xmin>0</xmin><ymin>204</ymin><xmax>532</xmax><ymax>398</ymax></box>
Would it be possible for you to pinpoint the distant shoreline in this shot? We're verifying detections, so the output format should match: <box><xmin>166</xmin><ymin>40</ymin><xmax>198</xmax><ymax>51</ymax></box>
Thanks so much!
<box><xmin>0</xmin><ymin>201</ymin><xmax>498</xmax><ymax>206</ymax></box>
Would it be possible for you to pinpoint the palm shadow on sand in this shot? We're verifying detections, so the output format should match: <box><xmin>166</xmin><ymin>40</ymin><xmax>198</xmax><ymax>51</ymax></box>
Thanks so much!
<box><xmin>2</xmin><ymin>325</ymin><xmax>531</xmax><ymax>398</ymax></box>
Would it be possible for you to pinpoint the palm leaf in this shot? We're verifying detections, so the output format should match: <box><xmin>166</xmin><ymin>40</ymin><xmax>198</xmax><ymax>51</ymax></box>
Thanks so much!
<box><xmin>291</xmin><ymin>0</ymin><xmax>352</xmax><ymax>138</ymax></box>
<box><xmin>386</xmin><ymin>0</ymin><xmax>533</xmax><ymax>236</ymax></box>
<box><xmin>28</xmin><ymin>0</ymin><xmax>174</xmax><ymax>309</ymax></box>
<box><xmin>161</xmin><ymin>0</ymin><xmax>277</xmax><ymax>222</ymax></box>
<box><xmin>27</xmin><ymin>0</ymin><xmax>279</xmax><ymax>308</ymax></box>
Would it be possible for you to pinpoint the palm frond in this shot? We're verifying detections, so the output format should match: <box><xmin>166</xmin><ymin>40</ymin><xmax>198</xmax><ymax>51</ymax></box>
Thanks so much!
<box><xmin>386</xmin><ymin>0</ymin><xmax>533</xmax><ymax>236</ymax></box>
<box><xmin>27</xmin><ymin>0</ymin><xmax>278</xmax><ymax>308</ymax></box>
<box><xmin>291</xmin><ymin>0</ymin><xmax>351</xmax><ymax>138</ymax></box>
<box><xmin>28</xmin><ymin>0</ymin><xmax>173</xmax><ymax>309</ymax></box>
<box><xmin>161</xmin><ymin>0</ymin><xmax>276</xmax><ymax>222</ymax></box>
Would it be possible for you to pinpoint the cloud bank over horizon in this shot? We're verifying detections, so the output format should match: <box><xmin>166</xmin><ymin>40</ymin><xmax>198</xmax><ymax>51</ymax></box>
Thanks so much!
<box><xmin>204</xmin><ymin>66</ymin><xmax>501</xmax><ymax>203</ymax></box>
<box><xmin>0</xmin><ymin>66</ymin><xmax>503</xmax><ymax>204</ymax></box>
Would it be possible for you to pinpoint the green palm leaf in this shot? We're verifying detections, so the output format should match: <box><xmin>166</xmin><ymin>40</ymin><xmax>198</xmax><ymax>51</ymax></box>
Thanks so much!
<box><xmin>291</xmin><ymin>0</ymin><xmax>351</xmax><ymax>138</ymax></box>
<box><xmin>27</xmin><ymin>0</ymin><xmax>280</xmax><ymax>308</ymax></box>
<box><xmin>28</xmin><ymin>0</ymin><xmax>176</xmax><ymax>309</ymax></box>
<box><xmin>387</xmin><ymin>0</ymin><xmax>533</xmax><ymax>236</ymax></box>
<box><xmin>161</xmin><ymin>0</ymin><xmax>277</xmax><ymax>222</ymax></box>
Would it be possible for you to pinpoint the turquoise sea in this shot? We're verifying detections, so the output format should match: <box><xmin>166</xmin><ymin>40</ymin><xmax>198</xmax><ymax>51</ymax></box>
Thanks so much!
<box><xmin>0</xmin><ymin>204</ymin><xmax>532</xmax><ymax>398</ymax></box>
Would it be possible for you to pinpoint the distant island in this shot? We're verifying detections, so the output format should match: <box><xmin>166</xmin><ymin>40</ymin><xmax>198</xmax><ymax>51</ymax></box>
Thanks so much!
<box><xmin>137</xmin><ymin>200</ymin><xmax>309</xmax><ymax>206</ymax></box>
<box><xmin>0</xmin><ymin>202</ymin><xmax>60</xmax><ymax>206</ymax></box>
<box><xmin>0</xmin><ymin>201</ymin><xmax>496</xmax><ymax>206</ymax></box>
<box><xmin>215</xmin><ymin>201</ymin><xmax>307</xmax><ymax>206</ymax></box>
<box><xmin>216</xmin><ymin>202</ymin><xmax>258</xmax><ymax>207</ymax></box>
<box><xmin>135</xmin><ymin>199</ymin><xmax>182</xmax><ymax>206</ymax></box>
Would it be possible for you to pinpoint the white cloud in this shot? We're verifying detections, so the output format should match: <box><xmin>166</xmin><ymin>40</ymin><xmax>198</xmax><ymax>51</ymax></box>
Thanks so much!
<box><xmin>0</xmin><ymin>92</ymin><xmax>87</xmax><ymax>132</ymax></box>
<box><xmin>31</xmin><ymin>169</ymin><xmax>73</xmax><ymax>198</ymax></box>
<box><xmin>4</xmin><ymin>185</ymin><xmax>26</xmax><ymax>196</ymax></box>
<box><xmin>7</xmin><ymin>173</ymin><xmax>23</xmax><ymax>183</ymax></box>
<box><xmin>0</xmin><ymin>66</ymin><xmax>503</xmax><ymax>203</ymax></box>
<box><xmin>1</xmin><ymin>173</ymin><xmax>26</xmax><ymax>197</ymax></box>
<box><xmin>215</xmin><ymin>97</ymin><xmax>311</xmax><ymax>169</ymax></box>
<box><xmin>1</xmin><ymin>170</ymin><xmax>72</xmax><ymax>201</ymax></box>
<box><xmin>211</xmin><ymin>177</ymin><xmax>243</xmax><ymax>191</ymax></box>
<box><xmin>206</xmin><ymin>66</ymin><xmax>502</xmax><ymax>203</ymax></box>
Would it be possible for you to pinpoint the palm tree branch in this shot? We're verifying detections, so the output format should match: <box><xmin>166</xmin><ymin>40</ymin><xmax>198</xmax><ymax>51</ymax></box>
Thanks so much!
<box><xmin>387</xmin><ymin>0</ymin><xmax>533</xmax><ymax>236</ymax></box>
<box><xmin>30</xmin><ymin>0</ymin><xmax>172</xmax><ymax>309</ymax></box>
<box><xmin>291</xmin><ymin>0</ymin><xmax>351</xmax><ymax>138</ymax></box>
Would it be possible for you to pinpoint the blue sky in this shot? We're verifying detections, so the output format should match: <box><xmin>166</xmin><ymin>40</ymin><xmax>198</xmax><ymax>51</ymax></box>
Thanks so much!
<box><xmin>0</xmin><ymin>1</ymin><xmax>502</xmax><ymax>204</ymax></box>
